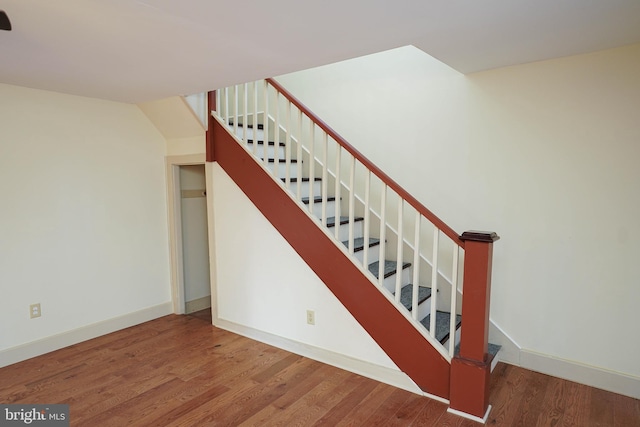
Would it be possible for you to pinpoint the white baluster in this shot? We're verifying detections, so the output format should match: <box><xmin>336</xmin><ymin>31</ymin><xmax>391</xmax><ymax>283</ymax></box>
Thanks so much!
<box><xmin>273</xmin><ymin>91</ymin><xmax>280</xmax><ymax>179</ymax></box>
<box><xmin>308</xmin><ymin>121</ymin><xmax>315</xmax><ymax>216</ymax></box>
<box><xmin>449</xmin><ymin>244</ymin><xmax>460</xmax><ymax>356</ymax></box>
<box><xmin>215</xmin><ymin>90</ymin><xmax>220</xmax><ymax>119</ymax></box>
<box><xmin>285</xmin><ymin>99</ymin><xmax>291</xmax><ymax>188</ymax></box>
<box><xmin>234</xmin><ymin>85</ymin><xmax>238</xmax><ymax>135</ymax></box>
<box><xmin>321</xmin><ymin>132</ymin><xmax>328</xmax><ymax>226</ymax></box>
<box><xmin>334</xmin><ymin>145</ymin><xmax>341</xmax><ymax>239</ymax></box>
<box><xmin>262</xmin><ymin>80</ymin><xmax>268</xmax><ymax>167</ymax></box>
<box><xmin>429</xmin><ymin>226</ymin><xmax>440</xmax><ymax>338</ymax></box>
<box><xmin>296</xmin><ymin>109</ymin><xmax>302</xmax><ymax>200</ymax></box>
<box><xmin>252</xmin><ymin>81</ymin><xmax>258</xmax><ymax>156</ymax></box>
<box><xmin>224</xmin><ymin>87</ymin><xmax>229</xmax><ymax>127</ymax></box>
<box><xmin>348</xmin><ymin>156</ymin><xmax>355</xmax><ymax>254</ymax></box>
<box><xmin>412</xmin><ymin>212</ymin><xmax>421</xmax><ymax>320</ymax></box>
<box><xmin>395</xmin><ymin>197</ymin><xmax>404</xmax><ymax>303</ymax></box>
<box><xmin>378</xmin><ymin>184</ymin><xmax>387</xmax><ymax>287</ymax></box>
<box><xmin>362</xmin><ymin>171</ymin><xmax>371</xmax><ymax>267</ymax></box>
<box><xmin>243</xmin><ymin>83</ymin><xmax>248</xmax><ymax>144</ymax></box>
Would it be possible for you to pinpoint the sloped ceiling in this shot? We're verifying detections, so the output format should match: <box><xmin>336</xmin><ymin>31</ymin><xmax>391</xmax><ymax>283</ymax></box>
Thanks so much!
<box><xmin>1</xmin><ymin>0</ymin><xmax>639</xmax><ymax>103</ymax></box>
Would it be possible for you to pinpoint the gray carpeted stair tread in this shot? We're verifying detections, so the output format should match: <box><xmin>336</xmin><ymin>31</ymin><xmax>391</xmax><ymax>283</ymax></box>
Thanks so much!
<box><xmin>368</xmin><ymin>260</ymin><xmax>411</xmax><ymax>279</ymax></box>
<box><xmin>395</xmin><ymin>284</ymin><xmax>431</xmax><ymax>311</ymax></box>
<box><xmin>420</xmin><ymin>311</ymin><xmax>461</xmax><ymax>344</ymax></box>
<box><xmin>247</xmin><ymin>139</ymin><xmax>286</xmax><ymax>147</ymax></box>
<box><xmin>228</xmin><ymin>121</ymin><xmax>263</xmax><ymax>130</ymax></box>
<box><xmin>262</xmin><ymin>158</ymin><xmax>297</xmax><ymax>164</ymax></box>
<box><xmin>283</xmin><ymin>177</ymin><xmax>322</xmax><ymax>183</ymax></box>
<box><xmin>341</xmin><ymin>237</ymin><xmax>381</xmax><ymax>253</ymax></box>
<box><xmin>302</xmin><ymin>196</ymin><xmax>337</xmax><ymax>204</ymax></box>
<box><xmin>326</xmin><ymin>216</ymin><xmax>364</xmax><ymax>228</ymax></box>
<box><xmin>454</xmin><ymin>343</ymin><xmax>502</xmax><ymax>358</ymax></box>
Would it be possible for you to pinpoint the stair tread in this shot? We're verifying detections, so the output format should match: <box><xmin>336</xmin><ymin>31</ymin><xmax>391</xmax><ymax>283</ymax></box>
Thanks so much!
<box><xmin>368</xmin><ymin>260</ymin><xmax>411</xmax><ymax>279</ymax></box>
<box><xmin>263</xmin><ymin>158</ymin><xmax>298</xmax><ymax>164</ymax></box>
<box><xmin>326</xmin><ymin>216</ymin><xmax>364</xmax><ymax>227</ymax></box>
<box><xmin>248</xmin><ymin>139</ymin><xmax>286</xmax><ymax>147</ymax></box>
<box><xmin>228</xmin><ymin>121</ymin><xmax>263</xmax><ymax>129</ymax></box>
<box><xmin>395</xmin><ymin>284</ymin><xmax>432</xmax><ymax>311</ymax></box>
<box><xmin>284</xmin><ymin>177</ymin><xmax>323</xmax><ymax>183</ymax></box>
<box><xmin>341</xmin><ymin>237</ymin><xmax>381</xmax><ymax>253</ymax></box>
<box><xmin>302</xmin><ymin>196</ymin><xmax>337</xmax><ymax>204</ymax></box>
<box><xmin>420</xmin><ymin>310</ymin><xmax>461</xmax><ymax>344</ymax></box>
<box><xmin>453</xmin><ymin>342</ymin><xmax>502</xmax><ymax>358</ymax></box>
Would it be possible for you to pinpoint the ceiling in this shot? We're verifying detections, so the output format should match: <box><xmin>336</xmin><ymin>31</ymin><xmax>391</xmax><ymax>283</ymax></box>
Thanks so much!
<box><xmin>1</xmin><ymin>0</ymin><xmax>640</xmax><ymax>103</ymax></box>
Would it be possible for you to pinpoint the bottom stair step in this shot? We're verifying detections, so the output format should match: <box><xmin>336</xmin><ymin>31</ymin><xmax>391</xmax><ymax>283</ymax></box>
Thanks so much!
<box><xmin>420</xmin><ymin>311</ymin><xmax>461</xmax><ymax>344</ymax></box>
<box><xmin>454</xmin><ymin>343</ymin><xmax>502</xmax><ymax>358</ymax></box>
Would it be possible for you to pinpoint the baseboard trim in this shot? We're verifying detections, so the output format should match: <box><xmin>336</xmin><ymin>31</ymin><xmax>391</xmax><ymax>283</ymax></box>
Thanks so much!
<box><xmin>447</xmin><ymin>405</ymin><xmax>491</xmax><ymax>424</ymax></box>
<box><xmin>519</xmin><ymin>349</ymin><xmax>640</xmax><ymax>400</ymax></box>
<box><xmin>213</xmin><ymin>317</ymin><xmax>425</xmax><ymax>396</ymax></box>
<box><xmin>0</xmin><ymin>302</ymin><xmax>173</xmax><ymax>368</ymax></box>
<box><xmin>185</xmin><ymin>295</ymin><xmax>211</xmax><ymax>314</ymax></box>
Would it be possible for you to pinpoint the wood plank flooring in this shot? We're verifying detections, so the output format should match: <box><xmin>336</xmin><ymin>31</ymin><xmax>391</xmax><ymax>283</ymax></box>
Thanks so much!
<box><xmin>1</xmin><ymin>311</ymin><xmax>638</xmax><ymax>426</ymax></box>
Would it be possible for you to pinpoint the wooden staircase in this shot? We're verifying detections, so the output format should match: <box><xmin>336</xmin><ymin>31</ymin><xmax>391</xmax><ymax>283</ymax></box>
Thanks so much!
<box><xmin>206</xmin><ymin>81</ymin><xmax>500</xmax><ymax>422</ymax></box>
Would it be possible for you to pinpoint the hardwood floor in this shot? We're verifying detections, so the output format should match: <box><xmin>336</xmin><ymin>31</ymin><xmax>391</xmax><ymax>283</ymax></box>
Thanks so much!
<box><xmin>1</xmin><ymin>311</ymin><xmax>638</xmax><ymax>426</ymax></box>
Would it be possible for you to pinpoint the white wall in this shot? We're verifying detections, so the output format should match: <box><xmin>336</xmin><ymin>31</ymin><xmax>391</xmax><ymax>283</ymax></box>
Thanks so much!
<box><xmin>0</xmin><ymin>84</ymin><xmax>172</xmax><ymax>361</ymax></box>
<box><xmin>137</xmin><ymin>95</ymin><xmax>206</xmax><ymax>156</ymax></box>
<box><xmin>210</xmin><ymin>163</ymin><xmax>421</xmax><ymax>393</ymax></box>
<box><xmin>275</xmin><ymin>45</ymin><xmax>640</xmax><ymax>383</ymax></box>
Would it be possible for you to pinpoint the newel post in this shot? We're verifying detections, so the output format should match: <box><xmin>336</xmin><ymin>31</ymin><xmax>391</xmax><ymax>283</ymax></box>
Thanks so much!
<box><xmin>206</xmin><ymin>90</ymin><xmax>216</xmax><ymax>162</ymax></box>
<box><xmin>449</xmin><ymin>231</ymin><xmax>499</xmax><ymax>422</ymax></box>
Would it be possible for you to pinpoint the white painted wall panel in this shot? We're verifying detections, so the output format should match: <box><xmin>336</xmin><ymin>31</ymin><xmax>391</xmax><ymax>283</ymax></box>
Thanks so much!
<box><xmin>0</xmin><ymin>84</ymin><xmax>171</xmax><ymax>355</ymax></box>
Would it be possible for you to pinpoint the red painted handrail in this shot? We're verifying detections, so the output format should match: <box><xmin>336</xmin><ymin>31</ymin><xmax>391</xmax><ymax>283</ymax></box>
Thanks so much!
<box><xmin>266</xmin><ymin>78</ymin><xmax>464</xmax><ymax>248</ymax></box>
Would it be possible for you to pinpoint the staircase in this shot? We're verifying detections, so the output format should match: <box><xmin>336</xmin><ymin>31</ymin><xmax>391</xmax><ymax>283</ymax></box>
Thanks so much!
<box><xmin>232</xmin><ymin>121</ymin><xmax>467</xmax><ymax>348</ymax></box>
<box><xmin>207</xmin><ymin>80</ymin><xmax>500</xmax><ymax>422</ymax></box>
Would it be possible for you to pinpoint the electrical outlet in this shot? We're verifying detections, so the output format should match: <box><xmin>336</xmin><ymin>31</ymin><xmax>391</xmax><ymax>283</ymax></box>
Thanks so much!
<box><xmin>306</xmin><ymin>310</ymin><xmax>315</xmax><ymax>325</ymax></box>
<box><xmin>30</xmin><ymin>303</ymin><xmax>41</xmax><ymax>319</ymax></box>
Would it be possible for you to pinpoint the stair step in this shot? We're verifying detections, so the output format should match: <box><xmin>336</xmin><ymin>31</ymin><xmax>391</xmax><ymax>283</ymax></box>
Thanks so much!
<box><xmin>326</xmin><ymin>216</ymin><xmax>364</xmax><ymax>228</ymax></box>
<box><xmin>395</xmin><ymin>284</ymin><xmax>431</xmax><ymax>311</ymax></box>
<box><xmin>368</xmin><ymin>260</ymin><xmax>411</xmax><ymax>279</ymax></box>
<box><xmin>341</xmin><ymin>237</ymin><xmax>380</xmax><ymax>253</ymax></box>
<box><xmin>285</xmin><ymin>177</ymin><xmax>322</xmax><ymax>184</ymax></box>
<box><xmin>420</xmin><ymin>311</ymin><xmax>461</xmax><ymax>344</ymax></box>
<box><xmin>453</xmin><ymin>342</ymin><xmax>502</xmax><ymax>358</ymax></box>
<box><xmin>302</xmin><ymin>196</ymin><xmax>337</xmax><ymax>205</ymax></box>
<box><xmin>228</xmin><ymin>121</ymin><xmax>263</xmax><ymax>130</ymax></box>
<box><xmin>248</xmin><ymin>139</ymin><xmax>286</xmax><ymax>147</ymax></box>
<box><xmin>264</xmin><ymin>158</ymin><xmax>297</xmax><ymax>164</ymax></box>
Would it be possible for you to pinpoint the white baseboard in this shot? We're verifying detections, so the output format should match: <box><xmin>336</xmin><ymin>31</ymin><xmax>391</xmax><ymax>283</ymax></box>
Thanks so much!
<box><xmin>489</xmin><ymin>319</ymin><xmax>640</xmax><ymax>400</ymax></box>
<box><xmin>213</xmin><ymin>317</ymin><xmax>424</xmax><ymax>396</ymax></box>
<box><xmin>185</xmin><ymin>295</ymin><xmax>211</xmax><ymax>314</ymax></box>
<box><xmin>0</xmin><ymin>302</ymin><xmax>173</xmax><ymax>368</ymax></box>
<box><xmin>519</xmin><ymin>349</ymin><xmax>640</xmax><ymax>400</ymax></box>
<box><xmin>447</xmin><ymin>405</ymin><xmax>491</xmax><ymax>424</ymax></box>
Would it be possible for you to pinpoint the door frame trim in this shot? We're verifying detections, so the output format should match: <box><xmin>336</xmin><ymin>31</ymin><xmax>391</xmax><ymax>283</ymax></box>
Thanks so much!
<box><xmin>165</xmin><ymin>154</ymin><xmax>210</xmax><ymax>315</ymax></box>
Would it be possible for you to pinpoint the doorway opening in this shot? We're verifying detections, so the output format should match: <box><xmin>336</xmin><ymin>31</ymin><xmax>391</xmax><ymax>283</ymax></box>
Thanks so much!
<box><xmin>166</xmin><ymin>155</ymin><xmax>214</xmax><ymax>321</ymax></box>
